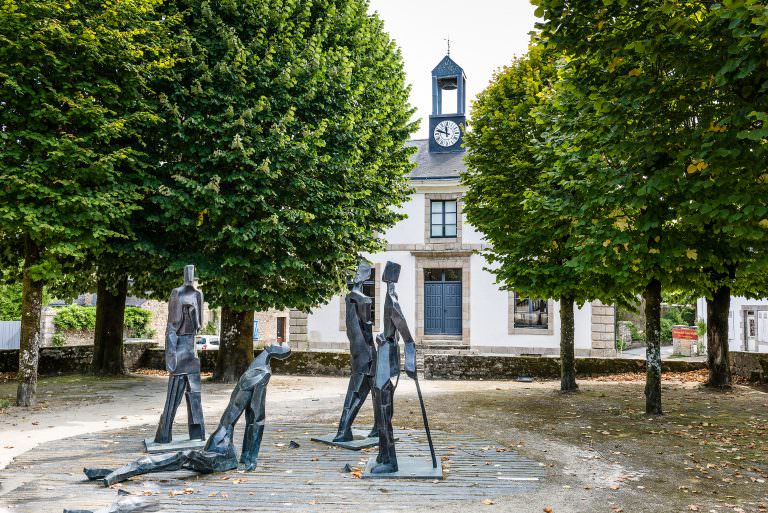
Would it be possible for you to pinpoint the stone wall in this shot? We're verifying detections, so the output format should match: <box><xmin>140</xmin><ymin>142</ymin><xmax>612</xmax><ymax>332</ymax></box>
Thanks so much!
<box><xmin>590</xmin><ymin>300</ymin><xmax>616</xmax><ymax>356</ymax></box>
<box><xmin>140</xmin><ymin>347</ymin><xmax>350</xmax><ymax>376</ymax></box>
<box><xmin>423</xmin><ymin>354</ymin><xmax>706</xmax><ymax>380</ymax></box>
<box><xmin>253</xmin><ymin>309</ymin><xmax>290</xmax><ymax>345</ymax></box>
<box><xmin>0</xmin><ymin>341</ymin><xmax>157</xmax><ymax>375</ymax></box>
<box><xmin>10</xmin><ymin>345</ymin><xmax>767</xmax><ymax>382</ymax></box>
<box><xmin>289</xmin><ymin>310</ymin><xmax>309</xmax><ymax>350</ymax></box>
<box><xmin>730</xmin><ymin>351</ymin><xmax>768</xmax><ymax>382</ymax></box>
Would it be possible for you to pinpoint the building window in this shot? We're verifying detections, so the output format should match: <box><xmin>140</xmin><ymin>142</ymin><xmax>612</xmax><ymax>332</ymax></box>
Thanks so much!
<box><xmin>362</xmin><ymin>268</ymin><xmax>376</xmax><ymax>323</ymax></box>
<box><xmin>430</xmin><ymin>200</ymin><xmax>458</xmax><ymax>238</ymax></box>
<box><xmin>276</xmin><ymin>317</ymin><xmax>285</xmax><ymax>343</ymax></box>
<box><xmin>513</xmin><ymin>294</ymin><xmax>548</xmax><ymax>329</ymax></box>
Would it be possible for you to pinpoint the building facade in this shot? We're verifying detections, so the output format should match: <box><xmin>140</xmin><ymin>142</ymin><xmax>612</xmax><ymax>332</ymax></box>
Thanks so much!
<box><xmin>286</xmin><ymin>55</ymin><xmax>616</xmax><ymax>357</ymax></box>
<box><xmin>696</xmin><ymin>296</ymin><xmax>768</xmax><ymax>353</ymax></box>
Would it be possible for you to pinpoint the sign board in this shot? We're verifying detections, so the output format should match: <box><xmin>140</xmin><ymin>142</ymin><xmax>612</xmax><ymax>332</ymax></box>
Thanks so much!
<box><xmin>671</xmin><ymin>327</ymin><xmax>698</xmax><ymax>340</ymax></box>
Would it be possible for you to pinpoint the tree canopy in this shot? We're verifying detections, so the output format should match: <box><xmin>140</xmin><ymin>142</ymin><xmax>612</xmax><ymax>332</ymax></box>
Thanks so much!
<box><xmin>0</xmin><ymin>0</ymin><xmax>179</xmax><ymax>404</ymax></box>
<box><xmin>145</xmin><ymin>0</ymin><xmax>416</xmax><ymax>380</ymax></box>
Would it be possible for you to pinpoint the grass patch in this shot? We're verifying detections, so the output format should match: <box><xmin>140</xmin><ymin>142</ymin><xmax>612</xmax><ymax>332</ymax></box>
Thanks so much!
<box><xmin>0</xmin><ymin>397</ymin><xmax>11</xmax><ymax>409</ymax></box>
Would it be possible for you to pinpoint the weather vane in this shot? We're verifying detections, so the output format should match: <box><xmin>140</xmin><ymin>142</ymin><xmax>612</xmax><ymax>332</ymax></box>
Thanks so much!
<box><xmin>445</xmin><ymin>36</ymin><xmax>451</xmax><ymax>56</ymax></box>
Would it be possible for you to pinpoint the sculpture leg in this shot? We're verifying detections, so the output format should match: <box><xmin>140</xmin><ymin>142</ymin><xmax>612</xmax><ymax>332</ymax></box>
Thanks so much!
<box><xmin>241</xmin><ymin>385</ymin><xmax>267</xmax><ymax>471</ymax></box>
<box><xmin>371</xmin><ymin>381</ymin><xmax>397</xmax><ymax>473</ymax></box>
<box><xmin>154</xmin><ymin>374</ymin><xmax>186</xmax><ymax>443</ymax></box>
<box><xmin>99</xmin><ymin>451</ymin><xmax>190</xmax><ymax>486</ymax></box>
<box><xmin>333</xmin><ymin>372</ymin><xmax>370</xmax><ymax>442</ymax></box>
<box><xmin>367</xmin><ymin>375</ymin><xmax>379</xmax><ymax>438</ymax></box>
<box><xmin>184</xmin><ymin>373</ymin><xmax>205</xmax><ymax>441</ymax></box>
<box><xmin>205</xmin><ymin>384</ymin><xmax>249</xmax><ymax>454</ymax></box>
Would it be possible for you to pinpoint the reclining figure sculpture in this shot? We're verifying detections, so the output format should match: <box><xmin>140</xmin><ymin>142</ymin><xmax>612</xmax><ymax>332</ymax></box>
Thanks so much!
<box><xmin>84</xmin><ymin>344</ymin><xmax>291</xmax><ymax>486</ymax></box>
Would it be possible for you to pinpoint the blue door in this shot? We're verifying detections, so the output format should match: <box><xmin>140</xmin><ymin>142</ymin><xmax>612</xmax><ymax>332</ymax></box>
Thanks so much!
<box><xmin>424</xmin><ymin>269</ymin><xmax>462</xmax><ymax>335</ymax></box>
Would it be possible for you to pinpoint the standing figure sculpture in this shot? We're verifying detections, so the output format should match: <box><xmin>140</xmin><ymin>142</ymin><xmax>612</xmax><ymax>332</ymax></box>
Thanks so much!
<box><xmin>333</xmin><ymin>260</ymin><xmax>379</xmax><ymax>442</ymax></box>
<box><xmin>85</xmin><ymin>345</ymin><xmax>291</xmax><ymax>486</ymax></box>
<box><xmin>370</xmin><ymin>261</ymin><xmax>436</xmax><ymax>474</ymax></box>
<box><xmin>154</xmin><ymin>265</ymin><xmax>205</xmax><ymax>444</ymax></box>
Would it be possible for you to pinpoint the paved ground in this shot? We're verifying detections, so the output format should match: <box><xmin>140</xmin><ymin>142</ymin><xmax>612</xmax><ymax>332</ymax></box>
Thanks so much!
<box><xmin>0</xmin><ymin>372</ymin><xmax>766</xmax><ymax>513</ymax></box>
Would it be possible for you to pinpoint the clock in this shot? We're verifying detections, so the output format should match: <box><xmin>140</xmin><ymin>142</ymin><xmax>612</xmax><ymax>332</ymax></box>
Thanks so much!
<box><xmin>433</xmin><ymin>120</ymin><xmax>461</xmax><ymax>147</ymax></box>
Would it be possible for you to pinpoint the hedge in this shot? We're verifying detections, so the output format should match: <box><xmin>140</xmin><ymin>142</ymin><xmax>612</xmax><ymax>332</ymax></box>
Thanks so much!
<box><xmin>53</xmin><ymin>305</ymin><xmax>153</xmax><ymax>338</ymax></box>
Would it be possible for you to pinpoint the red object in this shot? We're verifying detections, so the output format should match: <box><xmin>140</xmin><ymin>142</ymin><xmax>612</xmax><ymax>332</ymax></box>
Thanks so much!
<box><xmin>672</xmin><ymin>327</ymin><xmax>698</xmax><ymax>340</ymax></box>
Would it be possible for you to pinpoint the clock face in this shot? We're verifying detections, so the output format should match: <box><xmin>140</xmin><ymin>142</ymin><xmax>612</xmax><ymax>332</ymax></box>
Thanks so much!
<box><xmin>433</xmin><ymin>120</ymin><xmax>461</xmax><ymax>147</ymax></box>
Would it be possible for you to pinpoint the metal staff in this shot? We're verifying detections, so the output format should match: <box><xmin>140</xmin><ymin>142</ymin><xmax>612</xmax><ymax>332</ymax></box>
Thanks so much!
<box><xmin>412</xmin><ymin>371</ymin><xmax>437</xmax><ymax>468</ymax></box>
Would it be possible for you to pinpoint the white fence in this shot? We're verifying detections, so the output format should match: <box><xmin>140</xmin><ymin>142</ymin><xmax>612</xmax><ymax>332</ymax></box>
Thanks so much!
<box><xmin>0</xmin><ymin>321</ymin><xmax>21</xmax><ymax>350</ymax></box>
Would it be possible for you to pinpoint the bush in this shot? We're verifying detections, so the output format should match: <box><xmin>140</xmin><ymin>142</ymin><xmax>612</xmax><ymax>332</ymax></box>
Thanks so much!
<box><xmin>0</xmin><ymin>283</ymin><xmax>22</xmax><ymax>321</ymax></box>
<box><xmin>124</xmin><ymin>307</ymin><xmax>153</xmax><ymax>338</ymax></box>
<box><xmin>53</xmin><ymin>305</ymin><xmax>96</xmax><ymax>332</ymax></box>
<box><xmin>53</xmin><ymin>305</ymin><xmax>153</xmax><ymax>338</ymax></box>
<box><xmin>663</xmin><ymin>307</ymin><xmax>685</xmax><ymax>326</ymax></box>
<box><xmin>200</xmin><ymin>321</ymin><xmax>218</xmax><ymax>336</ymax></box>
<box><xmin>51</xmin><ymin>333</ymin><xmax>65</xmax><ymax>347</ymax></box>
<box><xmin>661</xmin><ymin>318</ymin><xmax>674</xmax><ymax>344</ymax></box>
<box><xmin>626</xmin><ymin>321</ymin><xmax>645</xmax><ymax>342</ymax></box>
<box><xmin>696</xmin><ymin>319</ymin><xmax>707</xmax><ymax>338</ymax></box>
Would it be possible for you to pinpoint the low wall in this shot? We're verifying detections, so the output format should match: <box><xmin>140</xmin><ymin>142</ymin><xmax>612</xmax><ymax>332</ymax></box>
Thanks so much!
<box><xmin>730</xmin><ymin>351</ymin><xmax>768</xmax><ymax>382</ymax></box>
<box><xmin>0</xmin><ymin>341</ymin><xmax>157</xmax><ymax>375</ymax></box>
<box><xmin>6</xmin><ymin>346</ymin><xmax>764</xmax><ymax>382</ymax></box>
<box><xmin>140</xmin><ymin>348</ymin><xmax>351</xmax><ymax>377</ymax></box>
<box><xmin>423</xmin><ymin>354</ymin><xmax>706</xmax><ymax>380</ymax></box>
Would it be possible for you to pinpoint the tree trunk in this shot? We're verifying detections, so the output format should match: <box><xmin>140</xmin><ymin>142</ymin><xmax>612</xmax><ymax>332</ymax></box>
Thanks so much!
<box><xmin>643</xmin><ymin>278</ymin><xmax>663</xmax><ymax>415</ymax></box>
<box><xmin>92</xmin><ymin>273</ymin><xmax>129</xmax><ymax>375</ymax></box>
<box><xmin>559</xmin><ymin>295</ymin><xmax>578</xmax><ymax>392</ymax></box>
<box><xmin>16</xmin><ymin>237</ymin><xmax>44</xmax><ymax>407</ymax></box>
<box><xmin>706</xmin><ymin>285</ymin><xmax>731</xmax><ymax>388</ymax></box>
<box><xmin>213</xmin><ymin>306</ymin><xmax>254</xmax><ymax>383</ymax></box>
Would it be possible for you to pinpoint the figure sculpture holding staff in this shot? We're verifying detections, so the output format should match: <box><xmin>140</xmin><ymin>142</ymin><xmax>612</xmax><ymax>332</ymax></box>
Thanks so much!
<box><xmin>369</xmin><ymin>261</ymin><xmax>437</xmax><ymax>475</ymax></box>
<box><xmin>153</xmin><ymin>265</ymin><xmax>205</xmax><ymax>444</ymax></box>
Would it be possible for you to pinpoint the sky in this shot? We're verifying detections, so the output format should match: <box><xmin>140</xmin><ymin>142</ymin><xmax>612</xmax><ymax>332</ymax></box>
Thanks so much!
<box><xmin>368</xmin><ymin>0</ymin><xmax>538</xmax><ymax>139</ymax></box>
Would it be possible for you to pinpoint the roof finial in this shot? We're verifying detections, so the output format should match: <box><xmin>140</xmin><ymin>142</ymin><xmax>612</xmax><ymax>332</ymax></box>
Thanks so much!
<box><xmin>445</xmin><ymin>36</ymin><xmax>451</xmax><ymax>56</ymax></box>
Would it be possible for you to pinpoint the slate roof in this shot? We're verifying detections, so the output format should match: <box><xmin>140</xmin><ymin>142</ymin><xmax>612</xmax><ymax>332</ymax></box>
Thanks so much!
<box><xmin>431</xmin><ymin>55</ymin><xmax>465</xmax><ymax>77</ymax></box>
<box><xmin>406</xmin><ymin>139</ymin><xmax>467</xmax><ymax>180</ymax></box>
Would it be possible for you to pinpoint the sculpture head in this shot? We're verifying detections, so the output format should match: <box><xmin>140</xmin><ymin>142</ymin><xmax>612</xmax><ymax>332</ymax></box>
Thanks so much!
<box><xmin>183</xmin><ymin>265</ymin><xmax>195</xmax><ymax>287</ymax></box>
<box><xmin>382</xmin><ymin>261</ymin><xmax>401</xmax><ymax>284</ymax></box>
<box><xmin>349</xmin><ymin>260</ymin><xmax>373</xmax><ymax>287</ymax></box>
<box><xmin>265</xmin><ymin>344</ymin><xmax>291</xmax><ymax>360</ymax></box>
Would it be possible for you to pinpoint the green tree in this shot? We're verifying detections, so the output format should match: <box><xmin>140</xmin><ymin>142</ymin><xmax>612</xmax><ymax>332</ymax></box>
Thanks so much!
<box><xmin>149</xmin><ymin>0</ymin><xmax>416</xmax><ymax>382</ymax></box>
<box><xmin>463</xmin><ymin>43</ymin><xmax>627</xmax><ymax>392</ymax></box>
<box><xmin>0</xmin><ymin>0</ymin><xmax>178</xmax><ymax>404</ymax></box>
<box><xmin>532</xmin><ymin>0</ymin><xmax>768</xmax><ymax>402</ymax></box>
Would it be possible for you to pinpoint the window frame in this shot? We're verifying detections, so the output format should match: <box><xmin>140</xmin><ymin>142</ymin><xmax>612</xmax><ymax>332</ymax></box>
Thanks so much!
<box><xmin>430</xmin><ymin>199</ymin><xmax>458</xmax><ymax>239</ymax></box>
<box><xmin>512</xmin><ymin>293</ymin><xmax>550</xmax><ymax>331</ymax></box>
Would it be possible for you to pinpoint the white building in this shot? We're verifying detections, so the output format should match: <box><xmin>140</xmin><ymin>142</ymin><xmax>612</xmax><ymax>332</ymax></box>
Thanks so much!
<box><xmin>284</xmin><ymin>55</ymin><xmax>616</xmax><ymax>357</ymax></box>
<box><xmin>696</xmin><ymin>296</ymin><xmax>768</xmax><ymax>353</ymax></box>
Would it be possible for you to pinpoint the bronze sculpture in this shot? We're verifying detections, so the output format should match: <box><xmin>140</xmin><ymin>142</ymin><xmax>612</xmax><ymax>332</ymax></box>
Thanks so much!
<box><xmin>368</xmin><ymin>261</ymin><xmax>437</xmax><ymax>475</ymax></box>
<box><xmin>333</xmin><ymin>260</ymin><xmax>379</xmax><ymax>442</ymax></box>
<box><xmin>85</xmin><ymin>345</ymin><xmax>291</xmax><ymax>486</ymax></box>
<box><xmin>153</xmin><ymin>265</ymin><xmax>205</xmax><ymax>445</ymax></box>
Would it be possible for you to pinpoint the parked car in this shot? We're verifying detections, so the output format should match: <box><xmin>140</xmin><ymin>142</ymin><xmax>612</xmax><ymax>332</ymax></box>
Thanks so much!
<box><xmin>195</xmin><ymin>336</ymin><xmax>220</xmax><ymax>351</ymax></box>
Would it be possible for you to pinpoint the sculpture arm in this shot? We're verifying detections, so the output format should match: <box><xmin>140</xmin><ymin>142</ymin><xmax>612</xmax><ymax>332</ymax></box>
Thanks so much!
<box><xmin>391</xmin><ymin>299</ymin><xmax>417</xmax><ymax>379</ymax></box>
<box><xmin>195</xmin><ymin>289</ymin><xmax>204</xmax><ymax>331</ymax></box>
<box><xmin>165</xmin><ymin>289</ymin><xmax>181</xmax><ymax>373</ymax></box>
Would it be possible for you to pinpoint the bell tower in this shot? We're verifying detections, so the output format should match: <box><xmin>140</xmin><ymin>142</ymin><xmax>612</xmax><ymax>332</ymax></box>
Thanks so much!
<box><xmin>428</xmin><ymin>51</ymin><xmax>466</xmax><ymax>154</ymax></box>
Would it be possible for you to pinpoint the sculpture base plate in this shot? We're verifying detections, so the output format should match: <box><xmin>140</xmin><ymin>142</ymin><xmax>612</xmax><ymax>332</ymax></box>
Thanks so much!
<box><xmin>311</xmin><ymin>429</ymin><xmax>380</xmax><ymax>450</ymax></box>
<box><xmin>143</xmin><ymin>434</ymin><xmax>207</xmax><ymax>453</ymax></box>
<box><xmin>361</xmin><ymin>456</ymin><xmax>444</xmax><ymax>480</ymax></box>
